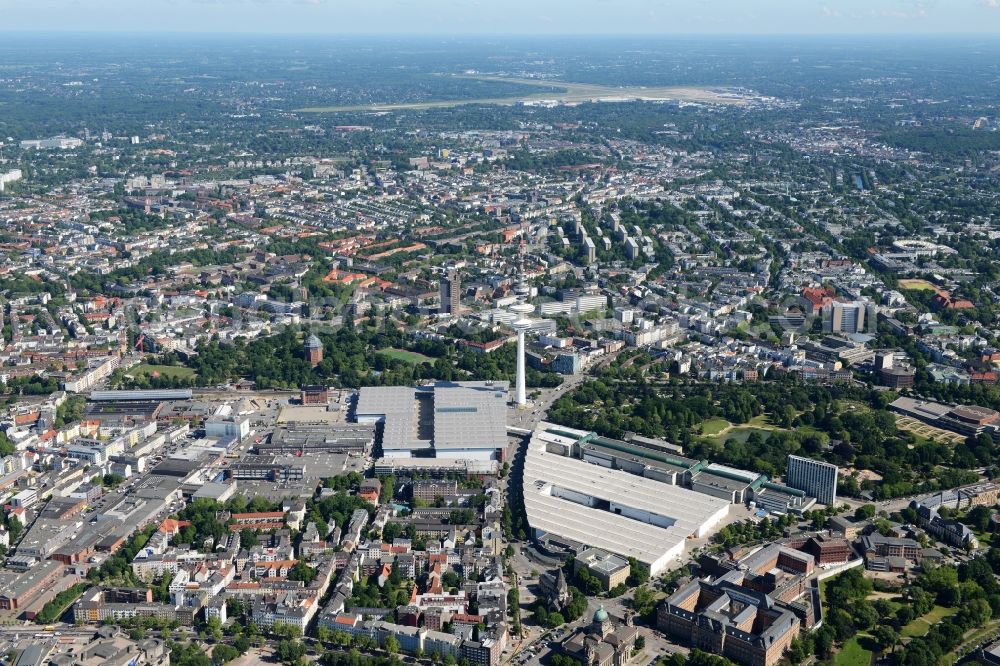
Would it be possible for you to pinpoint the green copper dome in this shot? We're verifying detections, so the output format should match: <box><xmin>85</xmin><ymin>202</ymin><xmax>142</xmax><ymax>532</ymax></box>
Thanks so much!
<box><xmin>594</xmin><ymin>606</ymin><xmax>609</xmax><ymax>623</ymax></box>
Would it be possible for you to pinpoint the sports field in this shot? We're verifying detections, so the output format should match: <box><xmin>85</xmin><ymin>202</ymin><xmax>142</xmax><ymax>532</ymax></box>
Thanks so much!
<box><xmin>898</xmin><ymin>278</ymin><xmax>938</xmax><ymax>291</ymax></box>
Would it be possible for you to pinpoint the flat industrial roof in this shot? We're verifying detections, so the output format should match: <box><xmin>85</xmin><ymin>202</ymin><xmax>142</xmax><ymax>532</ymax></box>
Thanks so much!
<box><xmin>522</xmin><ymin>423</ymin><xmax>729</xmax><ymax>574</ymax></box>
<box><xmin>432</xmin><ymin>381</ymin><xmax>508</xmax><ymax>452</ymax></box>
<box><xmin>358</xmin><ymin>381</ymin><xmax>508</xmax><ymax>456</ymax></box>
<box><xmin>2</xmin><ymin>559</ymin><xmax>63</xmax><ymax>599</ymax></box>
<box><xmin>578</xmin><ymin>547</ymin><xmax>630</xmax><ymax>575</ymax></box>
<box><xmin>691</xmin><ymin>471</ymin><xmax>751</xmax><ymax>493</ymax></box>
<box><xmin>268</xmin><ymin>423</ymin><xmax>374</xmax><ymax>449</ymax></box>
<box><xmin>277</xmin><ymin>404</ymin><xmax>349</xmax><ymax>424</ymax></box>
<box><xmin>372</xmin><ymin>457</ymin><xmax>499</xmax><ymax>475</ymax></box>
<box><xmin>582</xmin><ymin>438</ymin><xmax>698</xmax><ymax>475</ymax></box>
<box><xmin>889</xmin><ymin>396</ymin><xmax>951</xmax><ymax>420</ymax></box>
<box><xmin>357</xmin><ymin>385</ymin><xmax>429</xmax><ymax>453</ymax></box>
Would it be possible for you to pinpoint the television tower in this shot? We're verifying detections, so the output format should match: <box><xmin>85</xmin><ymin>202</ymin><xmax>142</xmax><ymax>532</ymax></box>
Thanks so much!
<box><xmin>511</xmin><ymin>302</ymin><xmax>533</xmax><ymax>407</ymax></box>
<box><xmin>510</xmin><ymin>240</ymin><xmax>533</xmax><ymax>407</ymax></box>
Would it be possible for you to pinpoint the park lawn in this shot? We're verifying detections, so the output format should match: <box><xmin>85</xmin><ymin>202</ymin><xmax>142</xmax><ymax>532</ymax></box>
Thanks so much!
<box><xmin>866</xmin><ymin>593</ymin><xmax>902</xmax><ymax>613</ymax></box>
<box><xmin>795</xmin><ymin>424</ymin><xmax>828</xmax><ymax>440</ymax></box>
<box><xmin>901</xmin><ymin>606</ymin><xmax>958</xmax><ymax>638</ymax></box>
<box><xmin>747</xmin><ymin>414</ymin><xmax>773</xmax><ymax>427</ymax></box>
<box><xmin>700</xmin><ymin>418</ymin><xmax>731</xmax><ymax>437</ymax></box>
<box><xmin>841</xmin><ymin>400</ymin><xmax>872</xmax><ymax>415</ymax></box>
<box><xmin>835</xmin><ymin>635</ymin><xmax>873</xmax><ymax>666</ymax></box>
<box><xmin>131</xmin><ymin>364</ymin><xmax>196</xmax><ymax>380</ymax></box>
<box><xmin>701</xmin><ymin>413</ymin><xmax>794</xmax><ymax>445</ymax></box>
<box><xmin>378</xmin><ymin>348</ymin><xmax>434</xmax><ymax>365</ymax></box>
<box><xmin>925</xmin><ymin>605</ymin><xmax>958</xmax><ymax>623</ymax></box>
<box><xmin>712</xmin><ymin>426</ymin><xmax>779</xmax><ymax>446</ymax></box>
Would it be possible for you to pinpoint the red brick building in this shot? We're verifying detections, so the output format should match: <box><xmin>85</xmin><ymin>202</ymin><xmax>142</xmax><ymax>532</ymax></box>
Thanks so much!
<box><xmin>301</xmin><ymin>385</ymin><xmax>329</xmax><ymax>405</ymax></box>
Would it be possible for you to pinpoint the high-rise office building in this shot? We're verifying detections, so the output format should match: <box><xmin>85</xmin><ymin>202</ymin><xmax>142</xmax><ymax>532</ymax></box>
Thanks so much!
<box><xmin>786</xmin><ymin>455</ymin><xmax>838</xmax><ymax>506</ymax></box>
<box><xmin>439</xmin><ymin>270</ymin><xmax>461</xmax><ymax>316</ymax></box>
<box><xmin>822</xmin><ymin>301</ymin><xmax>877</xmax><ymax>334</ymax></box>
<box><xmin>582</xmin><ymin>236</ymin><xmax>596</xmax><ymax>264</ymax></box>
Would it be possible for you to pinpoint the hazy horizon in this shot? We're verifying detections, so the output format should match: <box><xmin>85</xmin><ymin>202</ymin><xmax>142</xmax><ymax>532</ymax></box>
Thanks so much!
<box><xmin>0</xmin><ymin>0</ymin><xmax>998</xmax><ymax>35</ymax></box>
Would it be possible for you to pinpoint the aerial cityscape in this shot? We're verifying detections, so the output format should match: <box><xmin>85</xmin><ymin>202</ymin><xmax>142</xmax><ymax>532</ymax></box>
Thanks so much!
<box><xmin>3</xmin><ymin>5</ymin><xmax>1000</xmax><ymax>666</ymax></box>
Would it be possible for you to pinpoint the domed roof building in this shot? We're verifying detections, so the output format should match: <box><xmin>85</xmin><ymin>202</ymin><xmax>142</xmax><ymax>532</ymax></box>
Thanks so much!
<box><xmin>561</xmin><ymin>605</ymin><xmax>638</xmax><ymax>666</ymax></box>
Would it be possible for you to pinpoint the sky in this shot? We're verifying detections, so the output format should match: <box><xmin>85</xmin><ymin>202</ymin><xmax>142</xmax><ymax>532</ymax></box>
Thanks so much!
<box><xmin>0</xmin><ymin>0</ymin><xmax>999</xmax><ymax>35</ymax></box>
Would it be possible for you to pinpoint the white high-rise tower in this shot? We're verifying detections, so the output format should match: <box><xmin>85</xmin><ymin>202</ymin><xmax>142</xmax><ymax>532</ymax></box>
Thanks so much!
<box><xmin>511</xmin><ymin>302</ymin><xmax>533</xmax><ymax>407</ymax></box>
<box><xmin>510</xmin><ymin>241</ymin><xmax>533</xmax><ymax>408</ymax></box>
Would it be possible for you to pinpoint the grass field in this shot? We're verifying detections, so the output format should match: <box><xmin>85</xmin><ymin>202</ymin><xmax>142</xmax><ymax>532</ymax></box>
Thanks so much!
<box><xmin>699</xmin><ymin>413</ymin><xmax>789</xmax><ymax>444</ymax></box>
<box><xmin>712</xmin><ymin>426</ymin><xmax>780</xmax><ymax>446</ymax></box>
<box><xmin>898</xmin><ymin>279</ymin><xmax>939</xmax><ymax>291</ymax></box>
<box><xmin>841</xmin><ymin>400</ymin><xmax>872</xmax><ymax>415</ymax></box>
<box><xmin>700</xmin><ymin>418</ymin><xmax>731</xmax><ymax>437</ymax></box>
<box><xmin>130</xmin><ymin>364</ymin><xmax>196</xmax><ymax>380</ymax></box>
<box><xmin>866</xmin><ymin>591</ymin><xmax>902</xmax><ymax>609</ymax></box>
<box><xmin>378</xmin><ymin>348</ymin><xmax>434</xmax><ymax>365</ymax></box>
<box><xmin>835</xmin><ymin>636</ymin><xmax>873</xmax><ymax>666</ymax></box>
<box><xmin>901</xmin><ymin>606</ymin><xmax>958</xmax><ymax>638</ymax></box>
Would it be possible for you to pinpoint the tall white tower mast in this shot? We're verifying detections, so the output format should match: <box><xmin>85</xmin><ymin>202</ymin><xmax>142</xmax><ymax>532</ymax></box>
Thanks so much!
<box><xmin>510</xmin><ymin>234</ymin><xmax>532</xmax><ymax>408</ymax></box>
<box><xmin>511</xmin><ymin>302</ymin><xmax>533</xmax><ymax>407</ymax></box>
